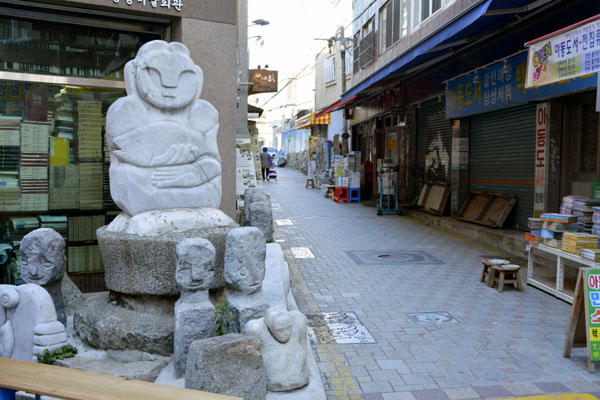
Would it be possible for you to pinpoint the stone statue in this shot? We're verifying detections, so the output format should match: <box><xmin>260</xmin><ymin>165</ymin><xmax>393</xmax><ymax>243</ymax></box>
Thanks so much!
<box><xmin>106</xmin><ymin>40</ymin><xmax>221</xmax><ymax>216</ymax></box>
<box><xmin>244</xmin><ymin>308</ymin><xmax>309</xmax><ymax>391</ymax></box>
<box><xmin>20</xmin><ymin>228</ymin><xmax>66</xmax><ymax>326</ymax></box>
<box><xmin>174</xmin><ymin>238</ymin><xmax>217</xmax><ymax>377</ymax></box>
<box><xmin>0</xmin><ymin>284</ymin><xmax>67</xmax><ymax>362</ymax></box>
<box><xmin>224</xmin><ymin>227</ymin><xmax>267</xmax><ymax>333</ymax></box>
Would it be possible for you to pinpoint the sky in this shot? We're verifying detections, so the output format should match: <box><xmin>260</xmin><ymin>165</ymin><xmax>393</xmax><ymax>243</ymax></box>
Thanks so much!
<box><xmin>247</xmin><ymin>0</ymin><xmax>352</xmax><ymax>133</ymax></box>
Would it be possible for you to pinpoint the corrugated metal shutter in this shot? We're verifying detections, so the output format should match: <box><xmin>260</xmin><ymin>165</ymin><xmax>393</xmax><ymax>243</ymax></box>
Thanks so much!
<box><xmin>416</xmin><ymin>98</ymin><xmax>452</xmax><ymax>182</ymax></box>
<box><xmin>470</xmin><ymin>104</ymin><xmax>536</xmax><ymax>230</ymax></box>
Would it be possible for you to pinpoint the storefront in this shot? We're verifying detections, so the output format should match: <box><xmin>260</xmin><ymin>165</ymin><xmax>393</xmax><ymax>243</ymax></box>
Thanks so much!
<box><xmin>0</xmin><ymin>0</ymin><xmax>236</xmax><ymax>291</ymax></box>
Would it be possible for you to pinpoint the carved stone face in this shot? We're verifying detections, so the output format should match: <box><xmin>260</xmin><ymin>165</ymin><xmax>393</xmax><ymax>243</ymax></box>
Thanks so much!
<box><xmin>226</xmin><ymin>260</ymin><xmax>264</xmax><ymax>294</ymax></box>
<box><xmin>136</xmin><ymin>52</ymin><xmax>199</xmax><ymax>110</ymax></box>
<box><xmin>20</xmin><ymin>229</ymin><xmax>65</xmax><ymax>286</ymax></box>
<box><xmin>264</xmin><ymin>308</ymin><xmax>293</xmax><ymax>343</ymax></box>
<box><xmin>176</xmin><ymin>239</ymin><xmax>215</xmax><ymax>291</ymax></box>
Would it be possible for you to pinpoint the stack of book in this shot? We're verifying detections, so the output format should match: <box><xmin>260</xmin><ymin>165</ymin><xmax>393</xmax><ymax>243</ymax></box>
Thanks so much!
<box><xmin>38</xmin><ymin>215</ymin><xmax>67</xmax><ymax>239</ymax></box>
<box><xmin>582</xmin><ymin>248</ymin><xmax>600</xmax><ymax>262</ymax></box>
<box><xmin>540</xmin><ymin>213</ymin><xmax>579</xmax><ymax>248</ymax></box>
<box><xmin>573</xmin><ymin>198</ymin><xmax>600</xmax><ymax>233</ymax></box>
<box><xmin>79</xmin><ymin>162</ymin><xmax>103</xmax><ymax>210</ymax></box>
<box><xmin>9</xmin><ymin>216</ymin><xmax>40</xmax><ymax>241</ymax></box>
<box><xmin>76</xmin><ymin>101</ymin><xmax>103</xmax><ymax>161</ymax></box>
<box><xmin>53</xmin><ymin>99</ymin><xmax>75</xmax><ymax>142</ymax></box>
<box><xmin>560</xmin><ymin>195</ymin><xmax>579</xmax><ymax>214</ymax></box>
<box><xmin>102</xmin><ymin>163</ymin><xmax>116</xmax><ymax>209</ymax></box>
<box><xmin>20</xmin><ymin>121</ymin><xmax>50</xmax><ymax>211</ymax></box>
<box><xmin>67</xmin><ymin>215</ymin><xmax>105</xmax><ymax>242</ymax></box>
<box><xmin>67</xmin><ymin>245</ymin><xmax>103</xmax><ymax>273</ymax></box>
<box><xmin>593</xmin><ymin>206</ymin><xmax>600</xmax><ymax>237</ymax></box>
<box><xmin>526</xmin><ymin>218</ymin><xmax>544</xmax><ymax>244</ymax></box>
<box><xmin>0</xmin><ymin>116</ymin><xmax>22</xmax><ymax>211</ymax></box>
<box><xmin>48</xmin><ymin>165</ymin><xmax>79</xmax><ymax>209</ymax></box>
<box><xmin>561</xmin><ymin>232</ymin><xmax>599</xmax><ymax>255</ymax></box>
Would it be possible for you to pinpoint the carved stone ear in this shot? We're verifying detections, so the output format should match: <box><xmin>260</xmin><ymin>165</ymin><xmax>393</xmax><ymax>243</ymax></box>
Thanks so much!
<box><xmin>195</xmin><ymin>65</ymin><xmax>204</xmax><ymax>99</ymax></box>
<box><xmin>169</xmin><ymin>42</ymin><xmax>190</xmax><ymax>57</ymax></box>
<box><xmin>0</xmin><ymin>285</ymin><xmax>21</xmax><ymax>309</ymax></box>
<box><xmin>124</xmin><ymin>60</ymin><xmax>137</xmax><ymax>96</ymax></box>
<box><xmin>137</xmin><ymin>40</ymin><xmax>169</xmax><ymax>56</ymax></box>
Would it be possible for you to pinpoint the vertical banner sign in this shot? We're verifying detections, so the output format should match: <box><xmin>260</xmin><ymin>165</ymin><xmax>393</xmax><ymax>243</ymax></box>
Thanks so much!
<box><xmin>534</xmin><ymin>103</ymin><xmax>548</xmax><ymax>218</ymax></box>
<box><xmin>587</xmin><ymin>269</ymin><xmax>600</xmax><ymax>361</ymax></box>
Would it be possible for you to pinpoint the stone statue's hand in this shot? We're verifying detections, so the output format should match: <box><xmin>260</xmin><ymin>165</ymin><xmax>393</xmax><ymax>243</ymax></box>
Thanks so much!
<box><xmin>151</xmin><ymin>164</ymin><xmax>201</xmax><ymax>188</ymax></box>
<box><xmin>32</xmin><ymin>320</ymin><xmax>67</xmax><ymax>358</ymax></box>
<box><xmin>150</xmin><ymin>144</ymin><xmax>199</xmax><ymax>166</ymax></box>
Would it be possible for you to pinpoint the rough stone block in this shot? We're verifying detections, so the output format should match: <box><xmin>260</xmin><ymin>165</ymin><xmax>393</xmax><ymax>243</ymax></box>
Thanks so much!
<box><xmin>248</xmin><ymin>201</ymin><xmax>274</xmax><ymax>243</ymax></box>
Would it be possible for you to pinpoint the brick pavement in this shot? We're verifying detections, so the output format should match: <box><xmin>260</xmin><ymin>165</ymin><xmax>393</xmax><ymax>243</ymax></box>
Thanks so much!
<box><xmin>262</xmin><ymin>167</ymin><xmax>600</xmax><ymax>400</ymax></box>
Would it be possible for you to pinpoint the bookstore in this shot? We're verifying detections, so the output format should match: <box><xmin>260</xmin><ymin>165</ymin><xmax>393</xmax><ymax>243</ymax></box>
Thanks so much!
<box><xmin>0</xmin><ymin>1</ymin><xmax>237</xmax><ymax>291</ymax></box>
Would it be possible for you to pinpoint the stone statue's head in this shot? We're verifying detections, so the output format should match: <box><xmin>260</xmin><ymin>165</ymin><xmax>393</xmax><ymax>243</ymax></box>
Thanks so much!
<box><xmin>176</xmin><ymin>238</ymin><xmax>216</xmax><ymax>292</ymax></box>
<box><xmin>125</xmin><ymin>40</ymin><xmax>203</xmax><ymax>110</ymax></box>
<box><xmin>20</xmin><ymin>228</ymin><xmax>65</xmax><ymax>286</ymax></box>
<box><xmin>264</xmin><ymin>308</ymin><xmax>293</xmax><ymax>343</ymax></box>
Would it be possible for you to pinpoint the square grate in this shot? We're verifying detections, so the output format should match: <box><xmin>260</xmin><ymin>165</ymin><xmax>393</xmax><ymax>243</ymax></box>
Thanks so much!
<box><xmin>306</xmin><ymin>312</ymin><xmax>376</xmax><ymax>344</ymax></box>
<box><xmin>290</xmin><ymin>247</ymin><xmax>315</xmax><ymax>258</ymax></box>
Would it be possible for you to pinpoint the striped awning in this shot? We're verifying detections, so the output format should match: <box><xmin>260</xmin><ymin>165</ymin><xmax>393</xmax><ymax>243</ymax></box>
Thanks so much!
<box><xmin>311</xmin><ymin>112</ymin><xmax>331</xmax><ymax>125</ymax></box>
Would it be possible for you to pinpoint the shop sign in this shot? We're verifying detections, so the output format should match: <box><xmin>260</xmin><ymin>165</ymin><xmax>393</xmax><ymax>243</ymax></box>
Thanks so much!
<box><xmin>525</xmin><ymin>15</ymin><xmax>600</xmax><ymax>88</ymax></box>
<box><xmin>112</xmin><ymin>0</ymin><xmax>182</xmax><ymax>11</ymax></box>
<box><xmin>588</xmin><ymin>269</ymin><xmax>600</xmax><ymax>361</ymax></box>
<box><xmin>249</xmin><ymin>69</ymin><xmax>278</xmax><ymax>94</ymax></box>
<box><xmin>592</xmin><ymin>180</ymin><xmax>600</xmax><ymax>200</ymax></box>
<box><xmin>534</xmin><ymin>103</ymin><xmax>548</xmax><ymax>218</ymax></box>
<box><xmin>446</xmin><ymin>52</ymin><xmax>596</xmax><ymax>118</ymax></box>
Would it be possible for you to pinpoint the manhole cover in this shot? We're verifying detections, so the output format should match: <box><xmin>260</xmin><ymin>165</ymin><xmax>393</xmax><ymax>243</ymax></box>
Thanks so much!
<box><xmin>275</xmin><ymin>219</ymin><xmax>293</xmax><ymax>226</ymax></box>
<box><xmin>347</xmin><ymin>250</ymin><xmax>444</xmax><ymax>265</ymax></box>
<box><xmin>290</xmin><ymin>247</ymin><xmax>315</xmax><ymax>258</ymax></box>
<box><xmin>306</xmin><ymin>312</ymin><xmax>376</xmax><ymax>344</ymax></box>
<box><xmin>407</xmin><ymin>312</ymin><xmax>458</xmax><ymax>324</ymax></box>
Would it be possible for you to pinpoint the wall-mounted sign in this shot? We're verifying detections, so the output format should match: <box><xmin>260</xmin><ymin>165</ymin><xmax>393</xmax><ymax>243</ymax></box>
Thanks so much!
<box><xmin>525</xmin><ymin>15</ymin><xmax>600</xmax><ymax>88</ymax></box>
<box><xmin>534</xmin><ymin>103</ymin><xmax>548</xmax><ymax>218</ymax></box>
<box><xmin>249</xmin><ymin>69</ymin><xmax>278</xmax><ymax>94</ymax></box>
<box><xmin>446</xmin><ymin>52</ymin><xmax>596</xmax><ymax>118</ymax></box>
<box><xmin>112</xmin><ymin>0</ymin><xmax>182</xmax><ymax>11</ymax></box>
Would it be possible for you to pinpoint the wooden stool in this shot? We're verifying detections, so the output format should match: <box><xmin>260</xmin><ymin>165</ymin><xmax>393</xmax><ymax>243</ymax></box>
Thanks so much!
<box><xmin>489</xmin><ymin>264</ymin><xmax>523</xmax><ymax>292</ymax></box>
<box><xmin>324</xmin><ymin>185</ymin><xmax>335</xmax><ymax>198</ymax></box>
<box><xmin>305</xmin><ymin>178</ymin><xmax>315</xmax><ymax>189</ymax></box>
<box><xmin>480</xmin><ymin>257</ymin><xmax>510</xmax><ymax>286</ymax></box>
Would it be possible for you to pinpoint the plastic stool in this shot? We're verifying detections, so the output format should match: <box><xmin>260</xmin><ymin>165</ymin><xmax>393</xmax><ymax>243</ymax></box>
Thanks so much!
<box><xmin>348</xmin><ymin>187</ymin><xmax>361</xmax><ymax>203</ymax></box>
<box><xmin>334</xmin><ymin>187</ymin><xmax>349</xmax><ymax>203</ymax></box>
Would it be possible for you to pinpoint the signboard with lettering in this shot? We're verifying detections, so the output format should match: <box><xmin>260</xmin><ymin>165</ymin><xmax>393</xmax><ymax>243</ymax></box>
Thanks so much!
<box><xmin>534</xmin><ymin>103</ymin><xmax>548</xmax><ymax>218</ymax></box>
<box><xmin>446</xmin><ymin>52</ymin><xmax>596</xmax><ymax>119</ymax></box>
<box><xmin>249</xmin><ymin>69</ymin><xmax>278</xmax><ymax>94</ymax></box>
<box><xmin>587</xmin><ymin>269</ymin><xmax>600</xmax><ymax>362</ymax></box>
<box><xmin>112</xmin><ymin>0</ymin><xmax>182</xmax><ymax>11</ymax></box>
<box><xmin>526</xmin><ymin>15</ymin><xmax>600</xmax><ymax>88</ymax></box>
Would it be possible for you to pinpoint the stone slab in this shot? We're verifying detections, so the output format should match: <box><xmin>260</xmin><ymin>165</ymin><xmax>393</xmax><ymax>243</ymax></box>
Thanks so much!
<box><xmin>55</xmin><ymin>356</ymin><xmax>169</xmax><ymax>382</ymax></box>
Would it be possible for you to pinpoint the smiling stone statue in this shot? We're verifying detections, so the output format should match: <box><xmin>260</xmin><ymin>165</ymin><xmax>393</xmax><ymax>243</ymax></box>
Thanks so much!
<box><xmin>106</xmin><ymin>40</ymin><xmax>221</xmax><ymax>216</ymax></box>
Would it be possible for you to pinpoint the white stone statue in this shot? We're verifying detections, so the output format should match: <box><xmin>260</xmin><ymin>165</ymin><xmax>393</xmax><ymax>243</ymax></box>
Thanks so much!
<box><xmin>262</xmin><ymin>243</ymin><xmax>290</xmax><ymax>310</ymax></box>
<box><xmin>174</xmin><ymin>238</ymin><xmax>217</xmax><ymax>378</ymax></box>
<box><xmin>244</xmin><ymin>308</ymin><xmax>309</xmax><ymax>392</ymax></box>
<box><xmin>20</xmin><ymin>228</ymin><xmax>66</xmax><ymax>326</ymax></box>
<box><xmin>224</xmin><ymin>227</ymin><xmax>267</xmax><ymax>333</ymax></box>
<box><xmin>106</xmin><ymin>40</ymin><xmax>221</xmax><ymax>216</ymax></box>
<box><xmin>0</xmin><ymin>284</ymin><xmax>67</xmax><ymax>362</ymax></box>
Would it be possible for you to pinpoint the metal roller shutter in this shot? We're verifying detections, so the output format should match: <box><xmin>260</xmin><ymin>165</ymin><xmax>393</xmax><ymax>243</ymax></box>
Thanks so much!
<box><xmin>416</xmin><ymin>98</ymin><xmax>453</xmax><ymax>183</ymax></box>
<box><xmin>469</xmin><ymin>104</ymin><xmax>536</xmax><ymax>230</ymax></box>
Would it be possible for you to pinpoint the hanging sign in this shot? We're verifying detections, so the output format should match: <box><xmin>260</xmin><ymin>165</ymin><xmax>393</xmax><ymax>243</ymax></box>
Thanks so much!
<box><xmin>534</xmin><ymin>103</ymin><xmax>548</xmax><ymax>218</ymax></box>
<box><xmin>525</xmin><ymin>14</ymin><xmax>600</xmax><ymax>88</ymax></box>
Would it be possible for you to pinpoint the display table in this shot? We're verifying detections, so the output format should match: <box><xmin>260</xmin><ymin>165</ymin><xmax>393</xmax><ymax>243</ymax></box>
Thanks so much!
<box><xmin>527</xmin><ymin>243</ymin><xmax>600</xmax><ymax>303</ymax></box>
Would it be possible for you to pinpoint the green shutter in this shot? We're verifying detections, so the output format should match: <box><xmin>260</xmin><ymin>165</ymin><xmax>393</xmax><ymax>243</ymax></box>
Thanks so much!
<box><xmin>469</xmin><ymin>104</ymin><xmax>536</xmax><ymax>230</ymax></box>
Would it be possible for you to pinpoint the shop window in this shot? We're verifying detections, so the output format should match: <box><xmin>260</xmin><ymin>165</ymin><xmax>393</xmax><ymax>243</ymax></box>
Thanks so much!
<box><xmin>345</xmin><ymin>46</ymin><xmax>353</xmax><ymax>77</ymax></box>
<box><xmin>379</xmin><ymin>0</ymin><xmax>408</xmax><ymax>54</ymax></box>
<box><xmin>411</xmin><ymin>0</ymin><xmax>453</xmax><ymax>29</ymax></box>
<box><xmin>353</xmin><ymin>18</ymin><xmax>375</xmax><ymax>73</ymax></box>
<box><xmin>325</xmin><ymin>57</ymin><xmax>336</xmax><ymax>84</ymax></box>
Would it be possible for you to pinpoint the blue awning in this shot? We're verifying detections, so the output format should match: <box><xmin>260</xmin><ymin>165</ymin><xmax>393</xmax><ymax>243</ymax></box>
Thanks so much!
<box><xmin>341</xmin><ymin>0</ymin><xmax>539</xmax><ymax>102</ymax></box>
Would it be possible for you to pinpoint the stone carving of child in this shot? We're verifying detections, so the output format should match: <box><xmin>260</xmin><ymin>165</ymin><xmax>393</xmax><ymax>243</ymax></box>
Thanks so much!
<box><xmin>20</xmin><ymin>228</ymin><xmax>66</xmax><ymax>326</ymax></box>
<box><xmin>174</xmin><ymin>238</ymin><xmax>217</xmax><ymax>377</ymax></box>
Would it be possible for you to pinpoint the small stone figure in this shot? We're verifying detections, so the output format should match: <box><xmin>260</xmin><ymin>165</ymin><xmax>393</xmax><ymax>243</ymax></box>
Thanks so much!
<box><xmin>0</xmin><ymin>284</ymin><xmax>67</xmax><ymax>362</ymax></box>
<box><xmin>20</xmin><ymin>228</ymin><xmax>66</xmax><ymax>326</ymax></box>
<box><xmin>224</xmin><ymin>227</ymin><xmax>267</xmax><ymax>333</ymax></box>
<box><xmin>106</xmin><ymin>40</ymin><xmax>221</xmax><ymax>216</ymax></box>
<box><xmin>244</xmin><ymin>308</ymin><xmax>309</xmax><ymax>392</ymax></box>
<box><xmin>174</xmin><ymin>238</ymin><xmax>217</xmax><ymax>377</ymax></box>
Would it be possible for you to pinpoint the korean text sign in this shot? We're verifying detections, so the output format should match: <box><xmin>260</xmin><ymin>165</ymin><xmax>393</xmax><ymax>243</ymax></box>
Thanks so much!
<box><xmin>526</xmin><ymin>15</ymin><xmax>600</xmax><ymax>88</ymax></box>
<box><xmin>588</xmin><ymin>269</ymin><xmax>600</xmax><ymax>361</ymax></box>
<box><xmin>446</xmin><ymin>52</ymin><xmax>596</xmax><ymax>118</ymax></box>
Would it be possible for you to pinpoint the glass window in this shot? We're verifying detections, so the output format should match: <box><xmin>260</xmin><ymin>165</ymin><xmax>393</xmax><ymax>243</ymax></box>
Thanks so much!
<box><xmin>379</xmin><ymin>0</ymin><xmax>407</xmax><ymax>54</ymax></box>
<box><xmin>0</xmin><ymin>16</ymin><xmax>159</xmax><ymax>80</ymax></box>
<box><xmin>325</xmin><ymin>57</ymin><xmax>336</xmax><ymax>83</ymax></box>
<box><xmin>412</xmin><ymin>0</ymin><xmax>453</xmax><ymax>29</ymax></box>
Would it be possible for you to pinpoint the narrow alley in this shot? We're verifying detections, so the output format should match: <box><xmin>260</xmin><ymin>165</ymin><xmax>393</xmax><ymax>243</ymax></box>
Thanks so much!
<box><xmin>264</xmin><ymin>167</ymin><xmax>597</xmax><ymax>400</ymax></box>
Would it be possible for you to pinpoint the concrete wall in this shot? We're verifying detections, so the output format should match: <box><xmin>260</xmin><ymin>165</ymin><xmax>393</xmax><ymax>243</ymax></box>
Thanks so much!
<box><xmin>34</xmin><ymin>0</ymin><xmax>238</xmax><ymax>219</ymax></box>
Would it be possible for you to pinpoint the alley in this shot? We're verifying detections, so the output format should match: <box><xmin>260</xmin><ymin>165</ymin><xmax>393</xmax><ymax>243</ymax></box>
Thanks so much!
<box><xmin>263</xmin><ymin>167</ymin><xmax>599</xmax><ymax>400</ymax></box>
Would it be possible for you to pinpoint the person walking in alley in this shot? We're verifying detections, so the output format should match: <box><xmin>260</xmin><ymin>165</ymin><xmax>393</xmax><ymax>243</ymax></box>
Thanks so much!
<box><xmin>260</xmin><ymin>147</ymin><xmax>272</xmax><ymax>181</ymax></box>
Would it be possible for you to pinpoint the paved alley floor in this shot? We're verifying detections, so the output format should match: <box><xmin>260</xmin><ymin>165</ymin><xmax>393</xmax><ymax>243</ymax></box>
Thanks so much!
<box><xmin>262</xmin><ymin>167</ymin><xmax>600</xmax><ymax>400</ymax></box>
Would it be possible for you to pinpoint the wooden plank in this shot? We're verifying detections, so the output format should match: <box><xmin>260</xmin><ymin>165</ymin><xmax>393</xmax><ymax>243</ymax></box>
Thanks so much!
<box><xmin>564</xmin><ymin>268</ymin><xmax>585</xmax><ymax>358</ymax></box>
<box><xmin>459</xmin><ymin>193</ymin><xmax>489</xmax><ymax>221</ymax></box>
<box><xmin>0</xmin><ymin>357</ymin><xmax>240</xmax><ymax>400</ymax></box>
<box><xmin>417</xmin><ymin>183</ymin><xmax>430</xmax><ymax>207</ymax></box>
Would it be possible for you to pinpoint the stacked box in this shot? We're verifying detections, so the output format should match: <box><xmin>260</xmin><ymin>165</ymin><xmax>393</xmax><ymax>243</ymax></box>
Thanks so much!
<box><xmin>49</xmin><ymin>165</ymin><xmax>79</xmax><ymax>209</ymax></box>
<box><xmin>76</xmin><ymin>101</ymin><xmax>103</xmax><ymax>161</ymax></box>
<box><xmin>67</xmin><ymin>245</ymin><xmax>103</xmax><ymax>273</ymax></box>
<box><xmin>68</xmin><ymin>215</ymin><xmax>105</xmax><ymax>242</ymax></box>
<box><xmin>79</xmin><ymin>162</ymin><xmax>103</xmax><ymax>210</ymax></box>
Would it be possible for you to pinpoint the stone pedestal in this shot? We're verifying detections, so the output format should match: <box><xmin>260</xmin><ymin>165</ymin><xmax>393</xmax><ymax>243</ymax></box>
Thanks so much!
<box><xmin>74</xmin><ymin>208</ymin><xmax>238</xmax><ymax>354</ymax></box>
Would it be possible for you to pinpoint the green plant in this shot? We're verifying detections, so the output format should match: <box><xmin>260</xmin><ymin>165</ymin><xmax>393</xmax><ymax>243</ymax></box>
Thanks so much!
<box><xmin>36</xmin><ymin>344</ymin><xmax>78</xmax><ymax>364</ymax></box>
<box><xmin>215</xmin><ymin>298</ymin><xmax>233</xmax><ymax>336</ymax></box>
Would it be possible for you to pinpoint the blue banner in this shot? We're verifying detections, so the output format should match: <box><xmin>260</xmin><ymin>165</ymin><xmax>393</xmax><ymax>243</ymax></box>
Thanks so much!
<box><xmin>445</xmin><ymin>52</ymin><xmax>597</xmax><ymax>118</ymax></box>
